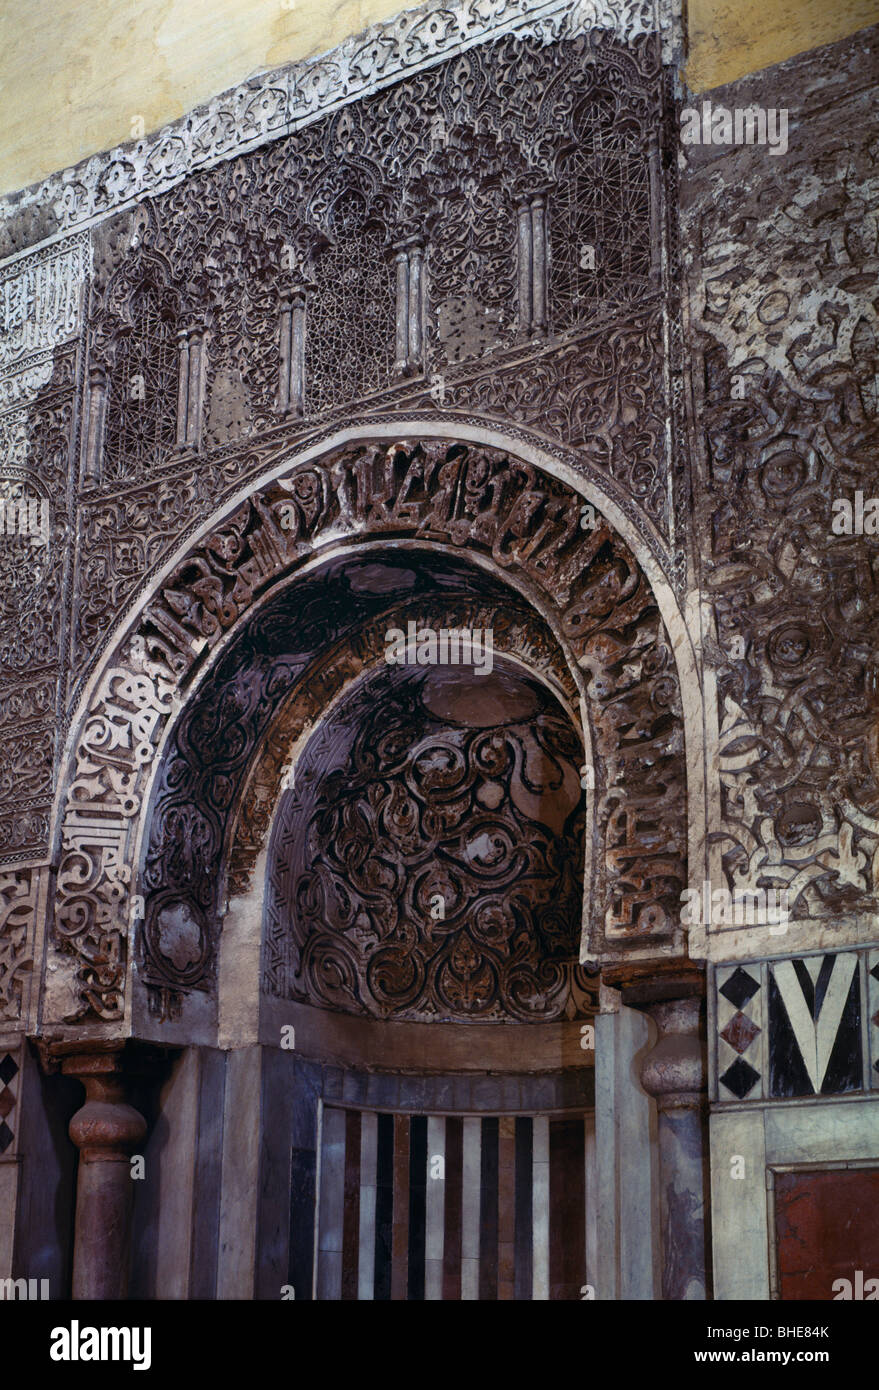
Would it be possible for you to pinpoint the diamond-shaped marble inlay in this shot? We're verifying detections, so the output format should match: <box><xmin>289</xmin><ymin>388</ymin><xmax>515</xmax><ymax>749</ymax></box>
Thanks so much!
<box><xmin>719</xmin><ymin>967</ymin><xmax>760</xmax><ymax>1011</ymax></box>
<box><xmin>0</xmin><ymin>1121</ymin><xmax>12</xmax><ymax>1154</ymax></box>
<box><xmin>0</xmin><ymin>1054</ymin><xmax>18</xmax><ymax>1086</ymax></box>
<box><xmin>720</xmin><ymin>1011</ymin><xmax>761</xmax><ymax>1055</ymax></box>
<box><xmin>871</xmin><ymin>962</ymin><xmax>879</xmax><ymax>983</ymax></box>
<box><xmin>719</xmin><ymin>1058</ymin><xmax>761</xmax><ymax>1100</ymax></box>
<box><xmin>0</xmin><ymin>1090</ymin><xmax>13</xmax><ymax>1120</ymax></box>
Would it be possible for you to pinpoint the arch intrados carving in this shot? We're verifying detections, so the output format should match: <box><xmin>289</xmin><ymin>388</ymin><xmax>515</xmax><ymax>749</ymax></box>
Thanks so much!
<box><xmin>176</xmin><ymin>551</ymin><xmax>595</xmax><ymax>1040</ymax></box>
<box><xmin>137</xmin><ymin>547</ymin><xmax>589</xmax><ymax>1010</ymax></box>
<box><xmin>224</xmin><ymin>562</ymin><xmax>584</xmax><ymax>899</ymax></box>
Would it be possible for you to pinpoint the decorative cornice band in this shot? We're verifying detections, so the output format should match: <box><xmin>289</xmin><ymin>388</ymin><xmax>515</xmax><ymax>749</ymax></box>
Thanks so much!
<box><xmin>0</xmin><ymin>0</ymin><xmax>676</xmax><ymax>261</ymax></box>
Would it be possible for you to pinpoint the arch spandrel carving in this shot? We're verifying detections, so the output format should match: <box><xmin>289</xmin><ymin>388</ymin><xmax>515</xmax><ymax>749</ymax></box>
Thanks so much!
<box><xmin>47</xmin><ymin>436</ymin><xmax>689</xmax><ymax>1028</ymax></box>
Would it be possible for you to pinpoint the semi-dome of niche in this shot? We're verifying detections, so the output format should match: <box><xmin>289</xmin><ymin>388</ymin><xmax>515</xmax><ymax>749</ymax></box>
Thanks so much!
<box><xmin>265</xmin><ymin>658</ymin><xmax>588</xmax><ymax>1023</ymax></box>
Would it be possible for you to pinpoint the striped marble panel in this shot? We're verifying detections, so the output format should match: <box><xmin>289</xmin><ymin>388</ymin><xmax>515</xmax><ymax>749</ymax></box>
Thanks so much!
<box><xmin>315</xmin><ymin>1108</ymin><xmax>589</xmax><ymax>1300</ymax></box>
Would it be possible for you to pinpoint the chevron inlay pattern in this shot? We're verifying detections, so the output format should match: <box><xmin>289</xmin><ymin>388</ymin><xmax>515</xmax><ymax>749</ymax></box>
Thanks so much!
<box><xmin>713</xmin><ymin>948</ymin><xmax>872</xmax><ymax>1102</ymax></box>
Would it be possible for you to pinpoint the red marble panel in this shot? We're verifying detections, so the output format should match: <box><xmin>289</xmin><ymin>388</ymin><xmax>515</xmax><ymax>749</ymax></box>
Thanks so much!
<box><xmin>775</xmin><ymin>1168</ymin><xmax>879</xmax><ymax>1300</ymax></box>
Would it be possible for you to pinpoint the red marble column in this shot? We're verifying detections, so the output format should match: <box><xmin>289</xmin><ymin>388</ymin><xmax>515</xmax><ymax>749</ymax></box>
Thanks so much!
<box><xmin>63</xmin><ymin>1049</ymin><xmax>147</xmax><ymax>1300</ymax></box>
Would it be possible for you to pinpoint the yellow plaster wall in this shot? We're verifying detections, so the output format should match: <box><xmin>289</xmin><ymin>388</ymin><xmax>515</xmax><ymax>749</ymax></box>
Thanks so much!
<box><xmin>685</xmin><ymin>0</ymin><xmax>879</xmax><ymax>92</ymax></box>
<box><xmin>0</xmin><ymin>0</ymin><xmax>413</xmax><ymax>197</ymax></box>
<box><xmin>0</xmin><ymin>0</ymin><xmax>878</xmax><ymax>198</ymax></box>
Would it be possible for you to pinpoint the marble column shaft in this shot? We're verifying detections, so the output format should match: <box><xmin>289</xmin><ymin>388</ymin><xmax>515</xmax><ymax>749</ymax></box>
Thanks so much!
<box><xmin>64</xmin><ymin>1050</ymin><xmax>147</xmax><ymax>1300</ymax></box>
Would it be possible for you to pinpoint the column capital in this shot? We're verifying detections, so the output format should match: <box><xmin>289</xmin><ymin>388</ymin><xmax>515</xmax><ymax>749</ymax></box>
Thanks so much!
<box><xmin>606</xmin><ymin>965</ymin><xmax>708</xmax><ymax>1112</ymax></box>
<box><xmin>62</xmin><ymin>1049</ymin><xmax>146</xmax><ymax>1163</ymax></box>
<box><xmin>38</xmin><ymin>1037</ymin><xmax>170</xmax><ymax>1079</ymax></box>
<box><xmin>600</xmin><ymin>957</ymin><xmax>705</xmax><ymax>1009</ymax></box>
<box><xmin>638</xmin><ymin>996</ymin><xmax>707</xmax><ymax>1114</ymax></box>
<box><xmin>280</xmin><ymin>284</ymin><xmax>308</xmax><ymax>309</ymax></box>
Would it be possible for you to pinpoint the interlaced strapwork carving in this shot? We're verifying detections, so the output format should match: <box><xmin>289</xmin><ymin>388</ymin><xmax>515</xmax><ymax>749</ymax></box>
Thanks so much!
<box><xmin>50</xmin><ymin>435</ymin><xmax>689</xmax><ymax>1020</ymax></box>
<box><xmin>19</xmin><ymin>18</ymin><xmax>696</xmax><ymax>1023</ymax></box>
<box><xmin>234</xmin><ymin>592</ymin><xmax>578</xmax><ymax>909</ymax></box>
<box><xmin>684</xmin><ymin>48</ymin><xmax>879</xmax><ymax>932</ymax></box>
<box><xmin>138</xmin><ymin>563</ymin><xmax>580</xmax><ymax>999</ymax></box>
<box><xmin>0</xmin><ymin>869</ymin><xmax>36</xmax><ymax>1020</ymax></box>
<box><xmin>305</xmin><ymin>191</ymin><xmax>395</xmax><ymax>413</ymax></box>
<box><xmin>0</xmin><ymin>0</ymin><xmax>667</xmax><ymax>256</ymax></box>
<box><xmin>0</xmin><ymin>355</ymin><xmax>74</xmax><ymax>860</ymax></box>
<box><xmin>103</xmin><ymin>280</ymin><xmax>178</xmax><ymax>481</ymax></box>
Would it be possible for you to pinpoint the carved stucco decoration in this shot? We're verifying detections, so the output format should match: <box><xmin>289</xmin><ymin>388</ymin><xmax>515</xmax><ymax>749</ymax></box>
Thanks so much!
<box><xmin>97</xmin><ymin>252</ymin><xmax>182</xmax><ymax>485</ymax></box>
<box><xmin>0</xmin><ymin>271</ymin><xmax>79</xmax><ymax>1044</ymax></box>
<box><xmin>4</xmin><ymin>6</ymin><xmax>876</xmax><ymax>1041</ymax></box>
<box><xmin>400</xmin><ymin>124</ymin><xmax>532</xmax><ymax>363</ymax></box>
<box><xmin>0</xmin><ymin>236</ymin><xmax>87</xmax><ymax>868</ymax></box>
<box><xmin>142</xmin><ymin>577</ymin><xmax>581</xmax><ymax>1008</ymax></box>
<box><xmin>68</xmin><ymin>21</ymin><xmax>678</xmax><ymax>705</ymax></box>
<box><xmin>5</xmin><ymin>4</ymin><xmax>689</xmax><ymax>1024</ymax></box>
<box><xmin>684</xmin><ymin>41</ymin><xmax>879</xmax><ymax>934</ymax></box>
<box><xmin>268</xmin><ymin>662</ymin><xmax>590</xmax><ymax>1023</ymax></box>
<box><xmin>0</xmin><ymin>235</ymin><xmax>89</xmax><ymax>370</ymax></box>
<box><xmin>70</xmin><ymin>338</ymin><xmax>675</xmax><ymax>701</ymax></box>
<box><xmin>0</xmin><ymin>868</ymin><xmax>37</xmax><ymax>1022</ymax></box>
<box><xmin>417</xmin><ymin>306</ymin><xmax>669</xmax><ymax>524</ymax></box>
<box><xmin>53</xmin><ymin>664</ymin><xmax>174</xmax><ymax>1020</ymax></box>
<box><xmin>231</xmin><ymin>590</ymin><xmax>578</xmax><ymax>904</ymax></box>
<box><xmin>50</xmin><ymin>438</ymin><xmax>687</xmax><ymax>1022</ymax></box>
<box><xmin>0</xmin><ymin>0</ymin><xmax>678</xmax><ymax>258</ymax></box>
<box><xmin>0</xmin><ymin>345</ymin><xmax>79</xmax><ymax>863</ymax></box>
